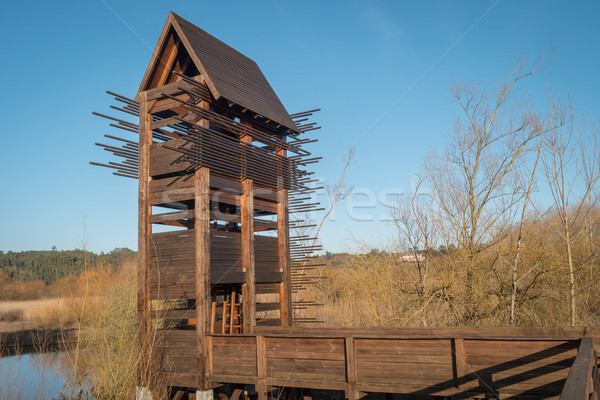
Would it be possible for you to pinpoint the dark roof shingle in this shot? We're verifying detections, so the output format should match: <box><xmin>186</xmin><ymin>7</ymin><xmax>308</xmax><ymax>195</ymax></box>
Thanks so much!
<box><xmin>172</xmin><ymin>13</ymin><xmax>298</xmax><ymax>132</ymax></box>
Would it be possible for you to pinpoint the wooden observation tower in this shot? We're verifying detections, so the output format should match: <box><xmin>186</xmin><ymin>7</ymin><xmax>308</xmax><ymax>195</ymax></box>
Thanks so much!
<box><xmin>91</xmin><ymin>12</ymin><xmax>600</xmax><ymax>400</ymax></box>
<box><xmin>92</xmin><ymin>11</ymin><xmax>322</xmax><ymax>398</ymax></box>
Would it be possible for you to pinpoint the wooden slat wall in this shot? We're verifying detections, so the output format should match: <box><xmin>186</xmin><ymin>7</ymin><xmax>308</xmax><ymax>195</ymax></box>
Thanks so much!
<box><xmin>266</xmin><ymin>337</ymin><xmax>346</xmax><ymax>382</ymax></box>
<box><xmin>206</xmin><ymin>333</ymin><xmax>593</xmax><ymax>399</ymax></box>
<box><xmin>463</xmin><ymin>338</ymin><xmax>576</xmax><ymax>396</ymax></box>
<box><xmin>149</xmin><ymin>230</ymin><xmax>281</xmax><ymax>296</ymax></box>
<box><xmin>153</xmin><ymin>329</ymin><xmax>197</xmax><ymax>387</ymax></box>
<box><xmin>149</xmin><ymin>174</ymin><xmax>278</xmax><ymax>203</ymax></box>
<box><xmin>210</xmin><ymin>336</ymin><xmax>257</xmax><ymax>377</ymax></box>
<box><xmin>354</xmin><ymin>338</ymin><xmax>455</xmax><ymax>390</ymax></box>
<box><xmin>149</xmin><ymin>137</ymin><xmax>293</xmax><ymax>190</ymax></box>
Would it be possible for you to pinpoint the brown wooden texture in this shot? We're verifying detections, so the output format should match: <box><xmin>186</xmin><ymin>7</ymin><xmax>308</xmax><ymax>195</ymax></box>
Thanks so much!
<box><xmin>345</xmin><ymin>337</ymin><xmax>357</xmax><ymax>400</ymax></box>
<box><xmin>210</xmin><ymin>336</ymin><xmax>257</xmax><ymax>377</ymax></box>
<box><xmin>256</xmin><ymin>336</ymin><xmax>267</xmax><ymax>400</ymax></box>
<box><xmin>150</xmin><ymin>174</ymin><xmax>277</xmax><ymax>202</ymax></box>
<box><xmin>559</xmin><ymin>338</ymin><xmax>597</xmax><ymax>400</ymax></box>
<box><xmin>153</xmin><ymin>329</ymin><xmax>197</xmax><ymax>387</ymax></box>
<box><xmin>277</xmin><ymin>136</ymin><xmax>291</xmax><ymax>327</ymax></box>
<box><xmin>195</xmin><ymin>166</ymin><xmax>210</xmax><ymax>390</ymax></box>
<box><xmin>169</xmin><ymin>13</ymin><xmax>299</xmax><ymax>132</ymax></box>
<box><xmin>148</xmin><ymin>229</ymin><xmax>281</xmax><ymax>293</ymax></box>
<box><xmin>204</xmin><ymin>332</ymin><xmax>599</xmax><ymax>398</ymax></box>
<box><xmin>137</xmin><ymin>92</ymin><xmax>152</xmax><ymax>383</ymax></box>
<box><xmin>241</xmin><ymin>148</ymin><xmax>256</xmax><ymax>333</ymax></box>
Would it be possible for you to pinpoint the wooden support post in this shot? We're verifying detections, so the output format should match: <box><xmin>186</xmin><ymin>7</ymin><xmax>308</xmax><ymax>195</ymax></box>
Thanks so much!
<box><xmin>345</xmin><ymin>337</ymin><xmax>357</xmax><ymax>400</ymax></box>
<box><xmin>454</xmin><ymin>338</ymin><xmax>468</xmax><ymax>392</ymax></box>
<box><xmin>206</xmin><ymin>335</ymin><xmax>213</xmax><ymax>376</ymax></box>
<box><xmin>242</xmin><ymin>134</ymin><xmax>256</xmax><ymax>334</ymax></box>
<box><xmin>302</xmin><ymin>388</ymin><xmax>312</xmax><ymax>400</ymax></box>
<box><xmin>195</xmin><ymin>167</ymin><xmax>211</xmax><ymax>391</ymax></box>
<box><xmin>277</xmin><ymin>136</ymin><xmax>292</xmax><ymax>327</ymax></box>
<box><xmin>137</xmin><ymin>91</ymin><xmax>152</xmax><ymax>385</ymax></box>
<box><xmin>278</xmin><ymin>188</ymin><xmax>292</xmax><ymax>326</ymax></box>
<box><xmin>256</xmin><ymin>335</ymin><xmax>267</xmax><ymax>400</ymax></box>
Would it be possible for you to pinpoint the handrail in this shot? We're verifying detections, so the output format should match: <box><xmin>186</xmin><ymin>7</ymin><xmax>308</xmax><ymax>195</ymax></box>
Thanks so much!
<box><xmin>559</xmin><ymin>337</ymin><xmax>599</xmax><ymax>399</ymax></box>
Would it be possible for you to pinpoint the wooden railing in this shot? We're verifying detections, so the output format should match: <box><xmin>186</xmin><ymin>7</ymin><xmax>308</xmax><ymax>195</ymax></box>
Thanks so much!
<box><xmin>153</xmin><ymin>327</ymin><xmax>600</xmax><ymax>398</ymax></box>
<box><xmin>205</xmin><ymin>330</ymin><xmax>592</xmax><ymax>399</ymax></box>
<box><xmin>559</xmin><ymin>337</ymin><xmax>600</xmax><ymax>400</ymax></box>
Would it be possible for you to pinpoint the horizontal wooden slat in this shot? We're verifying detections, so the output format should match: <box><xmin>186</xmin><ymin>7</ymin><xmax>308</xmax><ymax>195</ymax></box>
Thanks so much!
<box><xmin>266</xmin><ymin>338</ymin><xmax>345</xmax><ymax>361</ymax></box>
<box><xmin>256</xmin><ymin>283</ymin><xmax>280</xmax><ymax>294</ymax></box>
<box><xmin>149</xmin><ymin>284</ymin><xmax>195</xmax><ymax>300</ymax></box>
<box><xmin>157</xmin><ymin>372</ymin><xmax>197</xmax><ymax>388</ymax></box>
<box><xmin>151</xmin><ymin>308</ymin><xmax>196</xmax><ymax>320</ymax></box>
<box><xmin>211</xmin><ymin>336</ymin><xmax>257</xmax><ymax>376</ymax></box>
<box><xmin>146</xmin><ymin>75</ymin><xmax>202</xmax><ymax>101</ymax></box>
<box><xmin>267</xmin><ymin>358</ymin><xmax>346</xmax><ymax>382</ymax></box>
<box><xmin>256</xmin><ymin>302</ymin><xmax>280</xmax><ymax>312</ymax></box>
<box><xmin>357</xmin><ymin>360</ymin><xmax>454</xmax><ymax>384</ymax></box>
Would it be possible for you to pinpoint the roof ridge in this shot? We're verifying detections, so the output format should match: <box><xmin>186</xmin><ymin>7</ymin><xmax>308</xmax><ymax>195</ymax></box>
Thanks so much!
<box><xmin>170</xmin><ymin>11</ymin><xmax>259</xmax><ymax>67</ymax></box>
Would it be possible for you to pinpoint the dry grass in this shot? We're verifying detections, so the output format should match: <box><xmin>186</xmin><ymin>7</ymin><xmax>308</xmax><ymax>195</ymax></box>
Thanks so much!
<box><xmin>294</xmin><ymin>246</ymin><xmax>600</xmax><ymax>329</ymax></box>
<box><xmin>0</xmin><ymin>299</ymin><xmax>64</xmax><ymax>322</ymax></box>
<box><xmin>0</xmin><ymin>298</ymin><xmax>73</xmax><ymax>332</ymax></box>
<box><xmin>0</xmin><ymin>261</ymin><xmax>167</xmax><ymax>399</ymax></box>
<box><xmin>51</xmin><ymin>261</ymin><xmax>168</xmax><ymax>400</ymax></box>
<box><xmin>0</xmin><ymin>309</ymin><xmax>23</xmax><ymax>323</ymax></box>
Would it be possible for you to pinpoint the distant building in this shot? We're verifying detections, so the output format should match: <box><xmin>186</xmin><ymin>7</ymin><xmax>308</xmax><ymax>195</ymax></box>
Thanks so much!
<box><xmin>399</xmin><ymin>253</ymin><xmax>425</xmax><ymax>262</ymax></box>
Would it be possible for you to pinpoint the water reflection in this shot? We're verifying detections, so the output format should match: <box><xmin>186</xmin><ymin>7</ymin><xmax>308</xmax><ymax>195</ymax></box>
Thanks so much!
<box><xmin>0</xmin><ymin>352</ymin><xmax>66</xmax><ymax>399</ymax></box>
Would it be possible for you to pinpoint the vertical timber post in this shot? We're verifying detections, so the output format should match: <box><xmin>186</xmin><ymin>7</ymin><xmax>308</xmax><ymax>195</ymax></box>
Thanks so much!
<box><xmin>256</xmin><ymin>335</ymin><xmax>267</xmax><ymax>400</ymax></box>
<box><xmin>195</xmin><ymin>167</ymin><xmax>211</xmax><ymax>390</ymax></box>
<box><xmin>454</xmin><ymin>338</ymin><xmax>468</xmax><ymax>392</ymax></box>
<box><xmin>277</xmin><ymin>136</ymin><xmax>292</xmax><ymax>326</ymax></box>
<box><xmin>196</xmin><ymin>92</ymin><xmax>211</xmax><ymax>393</ymax></box>
<box><xmin>345</xmin><ymin>337</ymin><xmax>357</xmax><ymax>400</ymax></box>
<box><xmin>137</xmin><ymin>91</ymin><xmax>152</xmax><ymax>388</ymax></box>
<box><xmin>242</xmin><ymin>132</ymin><xmax>256</xmax><ymax>333</ymax></box>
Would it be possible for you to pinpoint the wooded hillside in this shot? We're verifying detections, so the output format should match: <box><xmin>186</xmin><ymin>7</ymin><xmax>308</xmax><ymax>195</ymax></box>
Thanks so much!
<box><xmin>0</xmin><ymin>248</ymin><xmax>136</xmax><ymax>284</ymax></box>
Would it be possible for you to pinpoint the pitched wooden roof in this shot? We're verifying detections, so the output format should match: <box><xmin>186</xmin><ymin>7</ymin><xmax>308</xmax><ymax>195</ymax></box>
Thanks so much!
<box><xmin>139</xmin><ymin>12</ymin><xmax>299</xmax><ymax>133</ymax></box>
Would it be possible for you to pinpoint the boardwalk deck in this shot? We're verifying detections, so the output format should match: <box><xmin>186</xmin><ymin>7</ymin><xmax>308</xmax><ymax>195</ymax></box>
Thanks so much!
<box><xmin>152</xmin><ymin>326</ymin><xmax>600</xmax><ymax>399</ymax></box>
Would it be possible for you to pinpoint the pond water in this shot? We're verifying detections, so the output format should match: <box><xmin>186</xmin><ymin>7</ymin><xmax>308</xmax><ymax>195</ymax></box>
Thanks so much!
<box><xmin>0</xmin><ymin>351</ymin><xmax>67</xmax><ymax>399</ymax></box>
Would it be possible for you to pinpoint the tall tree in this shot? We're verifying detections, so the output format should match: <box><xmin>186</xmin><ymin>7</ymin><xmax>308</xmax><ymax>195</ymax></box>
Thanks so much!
<box><xmin>538</xmin><ymin>92</ymin><xmax>600</xmax><ymax>326</ymax></box>
<box><xmin>424</xmin><ymin>61</ymin><xmax>547</xmax><ymax>322</ymax></box>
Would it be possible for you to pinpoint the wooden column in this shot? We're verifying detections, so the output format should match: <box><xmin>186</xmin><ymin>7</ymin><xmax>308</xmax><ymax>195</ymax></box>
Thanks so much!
<box><xmin>241</xmin><ymin>132</ymin><xmax>256</xmax><ymax>332</ymax></box>
<box><xmin>454</xmin><ymin>338</ymin><xmax>468</xmax><ymax>392</ymax></box>
<box><xmin>256</xmin><ymin>335</ymin><xmax>267</xmax><ymax>400</ymax></box>
<box><xmin>345</xmin><ymin>337</ymin><xmax>357</xmax><ymax>400</ymax></box>
<box><xmin>277</xmin><ymin>139</ymin><xmax>292</xmax><ymax>326</ymax></box>
<box><xmin>195</xmin><ymin>167</ymin><xmax>211</xmax><ymax>390</ymax></box>
<box><xmin>137</xmin><ymin>91</ymin><xmax>152</xmax><ymax>370</ymax></box>
<box><xmin>195</xmin><ymin>93</ymin><xmax>211</xmax><ymax>391</ymax></box>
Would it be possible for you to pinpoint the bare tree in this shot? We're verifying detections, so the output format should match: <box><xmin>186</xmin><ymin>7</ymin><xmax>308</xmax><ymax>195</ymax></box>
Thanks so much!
<box><xmin>314</xmin><ymin>145</ymin><xmax>355</xmax><ymax>242</ymax></box>
<box><xmin>499</xmin><ymin>145</ymin><xmax>542</xmax><ymax>325</ymax></box>
<box><xmin>294</xmin><ymin>146</ymin><xmax>354</xmax><ymax>306</ymax></box>
<box><xmin>538</xmin><ymin>92</ymin><xmax>600</xmax><ymax>326</ymax></box>
<box><xmin>424</xmin><ymin>61</ymin><xmax>547</xmax><ymax>322</ymax></box>
<box><xmin>389</xmin><ymin>176</ymin><xmax>438</xmax><ymax>326</ymax></box>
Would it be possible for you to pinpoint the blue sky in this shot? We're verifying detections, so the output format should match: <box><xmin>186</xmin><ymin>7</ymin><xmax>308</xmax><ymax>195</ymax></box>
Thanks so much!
<box><xmin>0</xmin><ymin>1</ymin><xmax>598</xmax><ymax>253</ymax></box>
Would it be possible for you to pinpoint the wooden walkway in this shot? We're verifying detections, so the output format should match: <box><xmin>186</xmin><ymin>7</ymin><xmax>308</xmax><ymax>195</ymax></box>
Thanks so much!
<box><xmin>153</xmin><ymin>326</ymin><xmax>600</xmax><ymax>399</ymax></box>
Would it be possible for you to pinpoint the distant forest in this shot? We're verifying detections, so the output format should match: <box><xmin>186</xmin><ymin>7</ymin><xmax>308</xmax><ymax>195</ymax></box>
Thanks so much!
<box><xmin>0</xmin><ymin>248</ymin><xmax>137</xmax><ymax>284</ymax></box>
